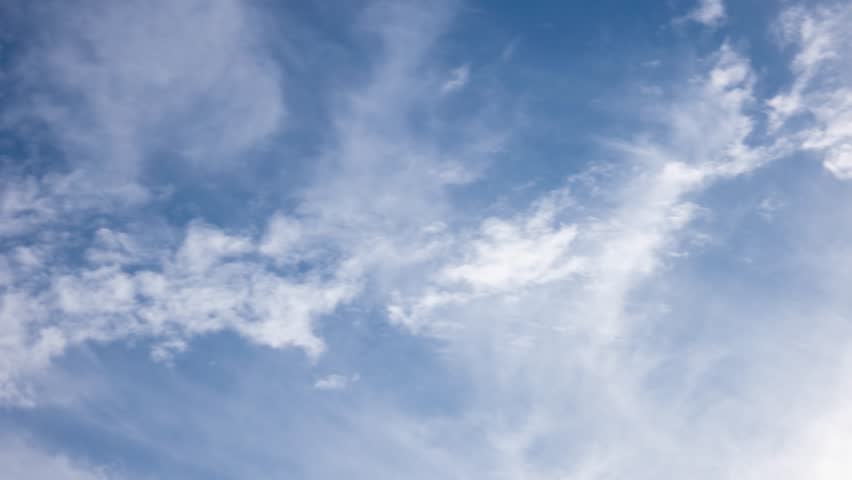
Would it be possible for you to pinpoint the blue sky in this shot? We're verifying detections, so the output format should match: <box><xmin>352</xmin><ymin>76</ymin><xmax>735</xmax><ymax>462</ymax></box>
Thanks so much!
<box><xmin>2</xmin><ymin>0</ymin><xmax>852</xmax><ymax>478</ymax></box>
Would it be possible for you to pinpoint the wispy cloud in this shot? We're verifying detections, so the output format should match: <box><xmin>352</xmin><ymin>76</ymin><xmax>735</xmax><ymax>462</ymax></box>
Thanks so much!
<box><xmin>314</xmin><ymin>373</ymin><xmax>359</xmax><ymax>391</ymax></box>
<box><xmin>13</xmin><ymin>0</ymin><xmax>283</xmax><ymax>177</ymax></box>
<box><xmin>4</xmin><ymin>0</ymin><xmax>852</xmax><ymax>478</ymax></box>
<box><xmin>768</xmin><ymin>3</ymin><xmax>852</xmax><ymax>179</ymax></box>
<box><xmin>441</xmin><ymin>63</ymin><xmax>470</xmax><ymax>93</ymax></box>
<box><xmin>0</xmin><ymin>218</ymin><xmax>361</xmax><ymax>405</ymax></box>
<box><xmin>500</xmin><ymin>38</ymin><xmax>520</xmax><ymax>62</ymax></box>
<box><xmin>680</xmin><ymin>0</ymin><xmax>726</xmax><ymax>27</ymax></box>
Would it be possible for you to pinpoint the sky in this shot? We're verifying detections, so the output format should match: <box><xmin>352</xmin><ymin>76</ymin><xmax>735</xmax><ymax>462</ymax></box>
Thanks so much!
<box><xmin>1</xmin><ymin>0</ymin><xmax>852</xmax><ymax>478</ymax></box>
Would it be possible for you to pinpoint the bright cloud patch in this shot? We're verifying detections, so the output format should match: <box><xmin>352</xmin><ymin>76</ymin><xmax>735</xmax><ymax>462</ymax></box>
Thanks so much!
<box><xmin>1</xmin><ymin>219</ymin><xmax>359</xmax><ymax>405</ymax></box>
<box><xmin>684</xmin><ymin>0</ymin><xmax>726</xmax><ymax>26</ymax></box>
<box><xmin>768</xmin><ymin>3</ymin><xmax>852</xmax><ymax>179</ymax></box>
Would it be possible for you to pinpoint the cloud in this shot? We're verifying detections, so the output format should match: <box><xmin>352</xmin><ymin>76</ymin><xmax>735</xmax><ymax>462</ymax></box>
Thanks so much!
<box><xmin>259</xmin><ymin>213</ymin><xmax>305</xmax><ymax>262</ymax></box>
<box><xmin>0</xmin><ymin>0</ymin><xmax>503</xmax><ymax>407</ymax></box>
<box><xmin>682</xmin><ymin>0</ymin><xmax>726</xmax><ymax>27</ymax></box>
<box><xmin>0</xmin><ymin>437</ymin><xmax>113</xmax><ymax>480</ymax></box>
<box><xmin>0</xmin><ymin>219</ymin><xmax>360</xmax><ymax>405</ymax></box>
<box><xmin>441</xmin><ymin>64</ymin><xmax>470</xmax><ymax>93</ymax></box>
<box><xmin>0</xmin><ymin>1</ymin><xmax>290</xmax><ymax>381</ymax></box>
<box><xmin>388</xmin><ymin>192</ymin><xmax>584</xmax><ymax>331</ymax></box>
<box><xmin>313</xmin><ymin>373</ymin><xmax>359</xmax><ymax>391</ymax></box>
<box><xmin>295</xmin><ymin>1</ymin><xmax>506</xmax><ymax>296</ymax></box>
<box><xmin>0</xmin><ymin>0</ymin><xmax>292</xmax><ymax>405</ymax></box>
<box><xmin>768</xmin><ymin>3</ymin><xmax>852</xmax><ymax>179</ymax></box>
<box><xmin>377</xmin><ymin>38</ymin><xmax>822</xmax><ymax>479</ymax></box>
<box><xmin>500</xmin><ymin>38</ymin><xmax>520</xmax><ymax>62</ymax></box>
<box><xmin>0</xmin><ymin>171</ymin><xmax>149</xmax><ymax>238</ymax></box>
<box><xmin>390</xmin><ymin>42</ymin><xmax>772</xmax><ymax>339</ymax></box>
<box><xmin>441</xmin><ymin>210</ymin><xmax>579</xmax><ymax>291</ymax></box>
<box><xmin>10</xmin><ymin>0</ymin><xmax>283</xmax><ymax>177</ymax></box>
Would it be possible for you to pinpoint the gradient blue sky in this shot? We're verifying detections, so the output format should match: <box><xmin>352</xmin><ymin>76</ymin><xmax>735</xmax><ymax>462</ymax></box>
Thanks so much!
<box><xmin>2</xmin><ymin>0</ymin><xmax>852</xmax><ymax>478</ymax></box>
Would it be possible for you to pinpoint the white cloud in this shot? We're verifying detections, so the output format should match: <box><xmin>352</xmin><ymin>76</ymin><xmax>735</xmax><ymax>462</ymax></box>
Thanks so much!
<box><xmin>824</xmin><ymin>142</ymin><xmax>852</xmax><ymax>179</ymax></box>
<box><xmin>757</xmin><ymin>194</ymin><xmax>784</xmax><ymax>221</ymax></box>
<box><xmin>0</xmin><ymin>437</ymin><xmax>114</xmax><ymax>480</ymax></box>
<box><xmin>389</xmin><ymin>43</ymin><xmax>770</xmax><ymax>342</ymax></box>
<box><xmin>176</xmin><ymin>222</ymin><xmax>253</xmax><ymax>274</ymax></box>
<box><xmin>0</xmin><ymin>220</ymin><xmax>360</xmax><ymax>405</ymax></box>
<box><xmin>15</xmin><ymin>0</ymin><xmax>283</xmax><ymax>176</ymax></box>
<box><xmin>388</xmin><ymin>193</ymin><xmax>583</xmax><ymax>331</ymax></box>
<box><xmin>0</xmin><ymin>0</ymin><xmax>504</xmax><ymax>407</ymax></box>
<box><xmin>501</xmin><ymin>38</ymin><xmax>520</xmax><ymax>62</ymax></box>
<box><xmin>682</xmin><ymin>0</ymin><xmax>726</xmax><ymax>27</ymax></box>
<box><xmin>441</xmin><ymin>64</ymin><xmax>470</xmax><ymax>93</ymax></box>
<box><xmin>768</xmin><ymin>4</ymin><xmax>852</xmax><ymax>179</ymax></box>
<box><xmin>441</xmin><ymin>221</ymin><xmax>578</xmax><ymax>289</ymax></box>
<box><xmin>0</xmin><ymin>172</ymin><xmax>149</xmax><ymax>238</ymax></box>
<box><xmin>295</xmin><ymin>1</ymin><xmax>506</xmax><ymax>302</ymax></box>
<box><xmin>0</xmin><ymin>0</ymin><xmax>296</xmax><ymax>405</ymax></box>
<box><xmin>314</xmin><ymin>373</ymin><xmax>359</xmax><ymax>391</ymax></box>
<box><xmin>259</xmin><ymin>213</ymin><xmax>305</xmax><ymax>262</ymax></box>
<box><xmin>377</xmin><ymin>39</ymin><xmax>824</xmax><ymax>479</ymax></box>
